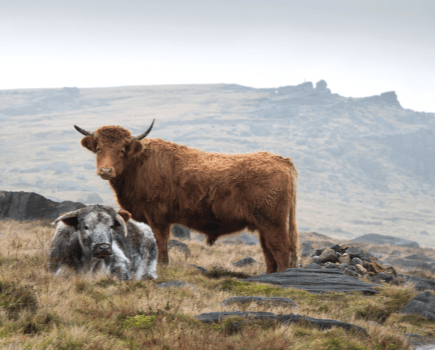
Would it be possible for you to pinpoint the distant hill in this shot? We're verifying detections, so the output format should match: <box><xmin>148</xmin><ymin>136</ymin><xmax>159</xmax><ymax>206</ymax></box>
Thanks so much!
<box><xmin>0</xmin><ymin>82</ymin><xmax>434</xmax><ymax>248</ymax></box>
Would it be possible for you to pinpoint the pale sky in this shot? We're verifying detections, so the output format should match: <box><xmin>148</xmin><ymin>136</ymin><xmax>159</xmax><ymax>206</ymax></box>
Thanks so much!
<box><xmin>1</xmin><ymin>0</ymin><xmax>435</xmax><ymax>112</ymax></box>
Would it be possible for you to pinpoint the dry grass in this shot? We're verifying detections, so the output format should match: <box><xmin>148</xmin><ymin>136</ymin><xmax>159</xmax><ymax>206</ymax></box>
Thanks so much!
<box><xmin>0</xmin><ymin>220</ymin><xmax>434</xmax><ymax>349</ymax></box>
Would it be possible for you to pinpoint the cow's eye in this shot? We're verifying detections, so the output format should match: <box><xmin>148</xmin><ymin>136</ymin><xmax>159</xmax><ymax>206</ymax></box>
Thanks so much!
<box><xmin>110</xmin><ymin>225</ymin><xmax>114</xmax><ymax>229</ymax></box>
<box><xmin>84</xmin><ymin>225</ymin><xmax>89</xmax><ymax>230</ymax></box>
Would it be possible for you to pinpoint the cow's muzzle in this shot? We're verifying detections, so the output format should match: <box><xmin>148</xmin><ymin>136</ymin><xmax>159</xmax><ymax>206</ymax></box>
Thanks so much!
<box><xmin>98</xmin><ymin>167</ymin><xmax>114</xmax><ymax>180</ymax></box>
<box><xmin>94</xmin><ymin>243</ymin><xmax>112</xmax><ymax>258</ymax></box>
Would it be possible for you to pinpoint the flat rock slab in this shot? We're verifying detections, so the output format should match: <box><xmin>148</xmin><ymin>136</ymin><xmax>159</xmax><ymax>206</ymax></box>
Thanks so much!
<box><xmin>196</xmin><ymin>311</ymin><xmax>367</xmax><ymax>334</ymax></box>
<box><xmin>221</xmin><ymin>296</ymin><xmax>297</xmax><ymax>308</ymax></box>
<box><xmin>156</xmin><ymin>281</ymin><xmax>195</xmax><ymax>289</ymax></box>
<box><xmin>244</xmin><ymin>268</ymin><xmax>381</xmax><ymax>294</ymax></box>
<box><xmin>399</xmin><ymin>291</ymin><xmax>435</xmax><ymax>322</ymax></box>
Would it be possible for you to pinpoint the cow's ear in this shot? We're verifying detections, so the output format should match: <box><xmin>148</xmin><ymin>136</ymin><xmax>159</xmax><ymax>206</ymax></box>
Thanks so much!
<box><xmin>117</xmin><ymin>210</ymin><xmax>131</xmax><ymax>223</ymax></box>
<box><xmin>127</xmin><ymin>140</ymin><xmax>144</xmax><ymax>157</ymax></box>
<box><xmin>62</xmin><ymin>217</ymin><xmax>79</xmax><ymax>227</ymax></box>
<box><xmin>80</xmin><ymin>136</ymin><xmax>96</xmax><ymax>153</ymax></box>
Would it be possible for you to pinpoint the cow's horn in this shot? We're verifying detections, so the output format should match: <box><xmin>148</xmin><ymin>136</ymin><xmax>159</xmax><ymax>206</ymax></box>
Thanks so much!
<box><xmin>51</xmin><ymin>209</ymin><xmax>82</xmax><ymax>226</ymax></box>
<box><xmin>131</xmin><ymin>119</ymin><xmax>155</xmax><ymax>141</ymax></box>
<box><xmin>74</xmin><ymin>125</ymin><xmax>94</xmax><ymax>137</ymax></box>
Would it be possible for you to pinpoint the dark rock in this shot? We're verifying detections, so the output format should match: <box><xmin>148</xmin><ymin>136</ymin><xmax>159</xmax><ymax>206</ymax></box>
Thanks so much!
<box><xmin>157</xmin><ymin>281</ymin><xmax>195</xmax><ymax>289</ymax></box>
<box><xmin>307</xmin><ymin>263</ymin><xmax>322</xmax><ymax>269</ymax></box>
<box><xmin>244</xmin><ymin>268</ymin><xmax>381</xmax><ymax>294</ymax></box>
<box><xmin>317</xmin><ymin>248</ymin><xmax>338</xmax><ymax>263</ymax></box>
<box><xmin>0</xmin><ymin>191</ymin><xmax>85</xmax><ymax>221</ymax></box>
<box><xmin>345</xmin><ymin>247</ymin><xmax>371</xmax><ymax>261</ymax></box>
<box><xmin>190</xmin><ymin>264</ymin><xmax>209</xmax><ymax>274</ymax></box>
<box><xmin>351</xmin><ymin>258</ymin><xmax>363</xmax><ymax>266</ymax></box>
<box><xmin>399</xmin><ymin>291</ymin><xmax>435</xmax><ymax>321</ymax></box>
<box><xmin>221</xmin><ymin>232</ymin><xmax>259</xmax><ymax>246</ymax></box>
<box><xmin>221</xmin><ymin>296</ymin><xmax>297</xmax><ymax>308</ymax></box>
<box><xmin>171</xmin><ymin>225</ymin><xmax>190</xmax><ymax>240</ymax></box>
<box><xmin>195</xmin><ymin>311</ymin><xmax>367</xmax><ymax>334</ymax></box>
<box><xmin>168</xmin><ymin>239</ymin><xmax>191</xmax><ymax>257</ymax></box>
<box><xmin>312</xmin><ymin>256</ymin><xmax>320</xmax><ymax>263</ymax></box>
<box><xmin>314</xmin><ymin>247</ymin><xmax>326</xmax><ymax>256</ymax></box>
<box><xmin>232</xmin><ymin>257</ymin><xmax>259</xmax><ymax>267</ymax></box>
<box><xmin>330</xmin><ymin>244</ymin><xmax>341</xmax><ymax>252</ymax></box>
<box><xmin>301</xmin><ymin>244</ymin><xmax>313</xmax><ymax>257</ymax></box>
<box><xmin>351</xmin><ymin>233</ymin><xmax>420</xmax><ymax>249</ymax></box>
<box><xmin>399</xmin><ymin>274</ymin><xmax>435</xmax><ymax>292</ymax></box>
<box><xmin>391</xmin><ymin>250</ymin><xmax>401</xmax><ymax>255</ymax></box>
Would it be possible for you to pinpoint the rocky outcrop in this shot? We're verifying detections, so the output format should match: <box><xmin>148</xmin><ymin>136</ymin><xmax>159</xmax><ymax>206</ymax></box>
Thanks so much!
<box><xmin>244</xmin><ymin>268</ymin><xmax>381</xmax><ymax>294</ymax></box>
<box><xmin>167</xmin><ymin>239</ymin><xmax>191</xmax><ymax>257</ymax></box>
<box><xmin>221</xmin><ymin>296</ymin><xmax>297</xmax><ymax>308</ymax></box>
<box><xmin>0</xmin><ymin>191</ymin><xmax>85</xmax><ymax>221</ymax></box>
<box><xmin>399</xmin><ymin>291</ymin><xmax>435</xmax><ymax>321</ymax></box>
<box><xmin>196</xmin><ymin>311</ymin><xmax>367</xmax><ymax>334</ymax></box>
<box><xmin>399</xmin><ymin>274</ymin><xmax>435</xmax><ymax>292</ymax></box>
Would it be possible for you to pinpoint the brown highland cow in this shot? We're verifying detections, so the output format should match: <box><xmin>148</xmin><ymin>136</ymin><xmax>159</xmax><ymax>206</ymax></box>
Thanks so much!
<box><xmin>74</xmin><ymin>120</ymin><xmax>299</xmax><ymax>273</ymax></box>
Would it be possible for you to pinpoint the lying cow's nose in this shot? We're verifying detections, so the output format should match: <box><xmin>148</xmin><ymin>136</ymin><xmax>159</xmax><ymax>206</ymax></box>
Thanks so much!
<box><xmin>95</xmin><ymin>243</ymin><xmax>112</xmax><ymax>256</ymax></box>
<box><xmin>99</xmin><ymin>168</ymin><xmax>113</xmax><ymax>178</ymax></box>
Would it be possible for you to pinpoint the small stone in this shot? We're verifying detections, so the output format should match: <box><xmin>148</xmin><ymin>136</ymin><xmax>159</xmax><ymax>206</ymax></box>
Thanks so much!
<box><xmin>339</xmin><ymin>253</ymin><xmax>351</xmax><ymax>265</ymax></box>
<box><xmin>307</xmin><ymin>263</ymin><xmax>322</xmax><ymax>269</ymax></box>
<box><xmin>330</xmin><ymin>244</ymin><xmax>341</xmax><ymax>252</ymax></box>
<box><xmin>356</xmin><ymin>264</ymin><xmax>367</xmax><ymax>274</ymax></box>
<box><xmin>351</xmin><ymin>258</ymin><xmax>363</xmax><ymax>266</ymax></box>
<box><xmin>314</xmin><ymin>247</ymin><xmax>326</xmax><ymax>256</ymax></box>
<box><xmin>318</xmin><ymin>248</ymin><xmax>339</xmax><ymax>263</ymax></box>
<box><xmin>233</xmin><ymin>257</ymin><xmax>259</xmax><ymax>267</ymax></box>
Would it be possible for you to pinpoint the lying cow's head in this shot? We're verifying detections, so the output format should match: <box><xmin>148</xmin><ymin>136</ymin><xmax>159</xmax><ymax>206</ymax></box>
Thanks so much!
<box><xmin>53</xmin><ymin>205</ymin><xmax>131</xmax><ymax>258</ymax></box>
<box><xmin>74</xmin><ymin>120</ymin><xmax>154</xmax><ymax>180</ymax></box>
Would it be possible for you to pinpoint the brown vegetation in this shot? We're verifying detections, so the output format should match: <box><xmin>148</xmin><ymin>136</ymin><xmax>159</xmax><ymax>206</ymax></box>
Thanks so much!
<box><xmin>0</xmin><ymin>220</ymin><xmax>434</xmax><ymax>349</ymax></box>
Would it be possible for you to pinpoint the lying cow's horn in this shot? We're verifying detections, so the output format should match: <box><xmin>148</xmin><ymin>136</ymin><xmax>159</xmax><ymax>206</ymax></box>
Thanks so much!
<box><xmin>51</xmin><ymin>209</ymin><xmax>82</xmax><ymax>226</ymax></box>
<box><xmin>74</xmin><ymin>125</ymin><xmax>94</xmax><ymax>137</ymax></box>
<box><xmin>131</xmin><ymin>119</ymin><xmax>155</xmax><ymax>141</ymax></box>
<box><xmin>115</xmin><ymin>213</ymin><xmax>127</xmax><ymax>235</ymax></box>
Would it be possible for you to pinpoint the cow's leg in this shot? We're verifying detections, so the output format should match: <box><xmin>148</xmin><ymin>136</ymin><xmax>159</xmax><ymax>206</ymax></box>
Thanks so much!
<box><xmin>259</xmin><ymin>233</ymin><xmax>277</xmax><ymax>274</ymax></box>
<box><xmin>150</xmin><ymin>224</ymin><xmax>170</xmax><ymax>264</ymax></box>
<box><xmin>259</xmin><ymin>228</ymin><xmax>291</xmax><ymax>273</ymax></box>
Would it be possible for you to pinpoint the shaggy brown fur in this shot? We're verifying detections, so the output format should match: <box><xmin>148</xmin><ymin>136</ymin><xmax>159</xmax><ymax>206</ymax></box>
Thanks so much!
<box><xmin>77</xmin><ymin>125</ymin><xmax>299</xmax><ymax>273</ymax></box>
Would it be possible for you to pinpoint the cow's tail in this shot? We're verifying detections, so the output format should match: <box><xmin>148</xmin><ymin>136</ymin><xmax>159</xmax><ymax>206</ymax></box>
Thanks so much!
<box><xmin>288</xmin><ymin>172</ymin><xmax>299</xmax><ymax>268</ymax></box>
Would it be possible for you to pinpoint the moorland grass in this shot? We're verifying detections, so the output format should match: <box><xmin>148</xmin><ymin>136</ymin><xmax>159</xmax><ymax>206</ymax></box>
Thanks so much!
<box><xmin>0</xmin><ymin>219</ymin><xmax>434</xmax><ymax>349</ymax></box>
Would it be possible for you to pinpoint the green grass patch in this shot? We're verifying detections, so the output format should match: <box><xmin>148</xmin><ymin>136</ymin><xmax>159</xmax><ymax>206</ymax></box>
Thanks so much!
<box><xmin>204</xmin><ymin>266</ymin><xmax>251</xmax><ymax>279</ymax></box>
<box><xmin>0</xmin><ymin>280</ymin><xmax>38</xmax><ymax>319</ymax></box>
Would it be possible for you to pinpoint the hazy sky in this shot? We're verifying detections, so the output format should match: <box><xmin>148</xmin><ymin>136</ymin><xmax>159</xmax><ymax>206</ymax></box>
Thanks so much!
<box><xmin>1</xmin><ymin>0</ymin><xmax>435</xmax><ymax>112</ymax></box>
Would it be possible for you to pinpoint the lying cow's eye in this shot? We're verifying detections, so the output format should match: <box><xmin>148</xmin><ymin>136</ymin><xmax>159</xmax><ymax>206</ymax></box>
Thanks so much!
<box><xmin>84</xmin><ymin>225</ymin><xmax>89</xmax><ymax>230</ymax></box>
<box><xmin>110</xmin><ymin>225</ymin><xmax>114</xmax><ymax>229</ymax></box>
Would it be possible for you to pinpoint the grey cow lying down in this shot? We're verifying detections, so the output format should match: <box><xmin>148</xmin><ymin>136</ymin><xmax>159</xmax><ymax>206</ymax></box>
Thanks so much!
<box><xmin>48</xmin><ymin>205</ymin><xmax>157</xmax><ymax>280</ymax></box>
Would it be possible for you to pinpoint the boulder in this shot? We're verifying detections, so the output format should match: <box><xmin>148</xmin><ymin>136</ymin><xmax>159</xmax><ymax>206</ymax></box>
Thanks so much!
<box><xmin>221</xmin><ymin>296</ymin><xmax>297</xmax><ymax>308</ymax></box>
<box><xmin>0</xmin><ymin>191</ymin><xmax>85</xmax><ymax>221</ymax></box>
<box><xmin>232</xmin><ymin>257</ymin><xmax>259</xmax><ymax>267</ymax></box>
<box><xmin>346</xmin><ymin>247</ymin><xmax>371</xmax><ymax>261</ymax></box>
<box><xmin>399</xmin><ymin>291</ymin><xmax>435</xmax><ymax>321</ymax></box>
<box><xmin>338</xmin><ymin>253</ymin><xmax>351</xmax><ymax>265</ymax></box>
<box><xmin>399</xmin><ymin>274</ymin><xmax>435</xmax><ymax>292</ymax></box>
<box><xmin>221</xmin><ymin>232</ymin><xmax>259</xmax><ymax>246</ymax></box>
<box><xmin>317</xmin><ymin>248</ymin><xmax>338</xmax><ymax>263</ymax></box>
<box><xmin>195</xmin><ymin>311</ymin><xmax>367</xmax><ymax>334</ymax></box>
<box><xmin>157</xmin><ymin>281</ymin><xmax>195</xmax><ymax>289</ymax></box>
<box><xmin>244</xmin><ymin>268</ymin><xmax>381</xmax><ymax>294</ymax></box>
<box><xmin>171</xmin><ymin>225</ymin><xmax>191</xmax><ymax>240</ymax></box>
<box><xmin>168</xmin><ymin>239</ymin><xmax>191</xmax><ymax>257</ymax></box>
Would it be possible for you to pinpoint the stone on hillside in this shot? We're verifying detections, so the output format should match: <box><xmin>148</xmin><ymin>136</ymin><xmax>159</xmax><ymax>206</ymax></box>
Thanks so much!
<box><xmin>317</xmin><ymin>248</ymin><xmax>338</xmax><ymax>263</ymax></box>
<box><xmin>314</xmin><ymin>247</ymin><xmax>326</xmax><ymax>256</ymax></box>
<box><xmin>195</xmin><ymin>311</ymin><xmax>366</xmax><ymax>334</ymax></box>
<box><xmin>232</xmin><ymin>257</ymin><xmax>259</xmax><ymax>267</ymax></box>
<box><xmin>190</xmin><ymin>264</ymin><xmax>209</xmax><ymax>274</ymax></box>
<box><xmin>221</xmin><ymin>296</ymin><xmax>297</xmax><ymax>308</ymax></box>
<box><xmin>330</xmin><ymin>244</ymin><xmax>341</xmax><ymax>252</ymax></box>
<box><xmin>346</xmin><ymin>247</ymin><xmax>371</xmax><ymax>261</ymax></box>
<box><xmin>301</xmin><ymin>243</ymin><xmax>313</xmax><ymax>257</ymax></box>
<box><xmin>168</xmin><ymin>240</ymin><xmax>191</xmax><ymax>257</ymax></box>
<box><xmin>221</xmin><ymin>232</ymin><xmax>259</xmax><ymax>246</ymax></box>
<box><xmin>399</xmin><ymin>274</ymin><xmax>435</xmax><ymax>292</ymax></box>
<box><xmin>157</xmin><ymin>281</ymin><xmax>195</xmax><ymax>289</ymax></box>
<box><xmin>391</xmin><ymin>250</ymin><xmax>401</xmax><ymax>255</ymax></box>
<box><xmin>245</xmin><ymin>268</ymin><xmax>381</xmax><ymax>294</ymax></box>
<box><xmin>351</xmin><ymin>257</ymin><xmax>363</xmax><ymax>266</ymax></box>
<box><xmin>356</xmin><ymin>264</ymin><xmax>367</xmax><ymax>275</ymax></box>
<box><xmin>388</xmin><ymin>259</ymin><xmax>433</xmax><ymax>270</ymax></box>
<box><xmin>0</xmin><ymin>191</ymin><xmax>85</xmax><ymax>221</ymax></box>
<box><xmin>351</xmin><ymin>233</ymin><xmax>420</xmax><ymax>249</ymax></box>
<box><xmin>307</xmin><ymin>263</ymin><xmax>322</xmax><ymax>269</ymax></box>
<box><xmin>399</xmin><ymin>291</ymin><xmax>435</xmax><ymax>321</ymax></box>
<box><xmin>171</xmin><ymin>225</ymin><xmax>190</xmax><ymax>240</ymax></box>
<box><xmin>338</xmin><ymin>253</ymin><xmax>351</xmax><ymax>265</ymax></box>
<box><xmin>324</xmin><ymin>262</ymin><xmax>340</xmax><ymax>269</ymax></box>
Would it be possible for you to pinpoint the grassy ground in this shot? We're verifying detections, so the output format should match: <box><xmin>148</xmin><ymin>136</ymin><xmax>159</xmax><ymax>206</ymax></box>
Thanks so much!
<box><xmin>0</xmin><ymin>219</ymin><xmax>434</xmax><ymax>350</ymax></box>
